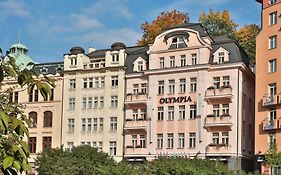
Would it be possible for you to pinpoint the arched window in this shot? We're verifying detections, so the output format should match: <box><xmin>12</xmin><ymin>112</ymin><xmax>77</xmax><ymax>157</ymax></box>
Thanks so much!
<box><xmin>43</xmin><ymin>111</ymin><xmax>52</xmax><ymax>127</ymax></box>
<box><xmin>29</xmin><ymin>112</ymin><xmax>37</xmax><ymax>128</ymax></box>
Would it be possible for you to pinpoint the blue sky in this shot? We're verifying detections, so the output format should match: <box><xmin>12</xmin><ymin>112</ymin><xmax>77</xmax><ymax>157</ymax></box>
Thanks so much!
<box><xmin>0</xmin><ymin>0</ymin><xmax>261</xmax><ymax>63</ymax></box>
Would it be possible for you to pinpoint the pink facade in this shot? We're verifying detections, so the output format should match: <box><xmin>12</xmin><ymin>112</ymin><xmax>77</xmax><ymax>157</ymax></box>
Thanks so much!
<box><xmin>124</xmin><ymin>23</ymin><xmax>255</xmax><ymax>171</ymax></box>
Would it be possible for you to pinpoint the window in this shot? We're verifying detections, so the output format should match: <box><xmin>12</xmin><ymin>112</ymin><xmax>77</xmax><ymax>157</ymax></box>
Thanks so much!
<box><xmin>218</xmin><ymin>52</ymin><xmax>225</xmax><ymax>64</ymax></box>
<box><xmin>171</xmin><ymin>36</ymin><xmax>185</xmax><ymax>49</ymax></box>
<box><xmin>132</xmin><ymin>135</ymin><xmax>137</xmax><ymax>148</ymax></box>
<box><xmin>269</xmin><ymin>133</ymin><xmax>276</xmax><ymax>150</ymax></box>
<box><xmin>28</xmin><ymin>137</ymin><xmax>36</xmax><ymax>153</ymax></box>
<box><xmin>140</xmin><ymin>109</ymin><xmax>147</xmax><ymax>120</ymax></box>
<box><xmin>133</xmin><ymin>84</ymin><xmax>139</xmax><ymax>95</ymax></box>
<box><xmin>98</xmin><ymin>141</ymin><xmax>103</xmax><ymax>151</ymax></box>
<box><xmin>180</xmin><ymin>55</ymin><xmax>186</xmax><ymax>66</ymax></box>
<box><xmin>99</xmin><ymin>118</ymin><xmax>103</xmax><ymax>131</ymax></box>
<box><xmin>269</xmin><ymin>83</ymin><xmax>277</xmax><ymax>98</ymax></box>
<box><xmin>69</xmin><ymin>79</ymin><xmax>76</xmax><ymax>90</ymax></box>
<box><xmin>178</xmin><ymin>133</ymin><xmax>185</xmax><ymax>148</ymax></box>
<box><xmin>269</xmin><ymin>59</ymin><xmax>277</xmax><ymax>73</ymax></box>
<box><xmin>43</xmin><ymin>111</ymin><xmax>52</xmax><ymax>127</ymax></box>
<box><xmin>14</xmin><ymin>92</ymin><xmax>18</xmax><ymax>103</ymax></box>
<box><xmin>83</xmin><ymin>78</ymin><xmax>88</xmax><ymax>88</ymax></box>
<box><xmin>158</xmin><ymin>107</ymin><xmax>164</xmax><ymax>120</ymax></box>
<box><xmin>189</xmin><ymin>133</ymin><xmax>196</xmax><ymax>148</ymax></box>
<box><xmin>160</xmin><ymin>57</ymin><xmax>165</xmax><ymax>68</ymax></box>
<box><xmin>269</xmin><ymin>11</ymin><xmax>277</xmax><ymax>26</ymax></box>
<box><xmin>111</xmin><ymin>76</ymin><xmax>118</xmax><ymax>87</ymax></box>
<box><xmin>112</xmin><ymin>54</ymin><xmax>119</xmax><ymax>63</ymax></box>
<box><xmin>169</xmin><ymin>56</ymin><xmax>175</xmax><ymax>67</ymax></box>
<box><xmin>69</xmin><ymin>98</ymin><xmax>75</xmax><ymax>110</ymax></box>
<box><xmin>137</xmin><ymin>61</ymin><xmax>144</xmax><ymax>71</ymax></box>
<box><xmin>110</xmin><ymin>117</ymin><xmax>117</xmax><ymax>131</ymax></box>
<box><xmin>157</xmin><ymin>134</ymin><xmax>163</xmax><ymax>148</ymax></box>
<box><xmin>87</xmin><ymin>118</ymin><xmax>92</xmax><ymax>131</ymax></box>
<box><xmin>222</xmin><ymin>76</ymin><xmax>230</xmax><ymax>86</ymax></box>
<box><xmin>179</xmin><ymin>79</ymin><xmax>186</xmax><ymax>93</ymax></box>
<box><xmin>67</xmin><ymin>142</ymin><xmax>74</xmax><ymax>148</ymax></box>
<box><xmin>168</xmin><ymin>80</ymin><xmax>175</xmax><ymax>94</ymax></box>
<box><xmin>94</xmin><ymin>97</ymin><xmax>98</xmax><ymax>108</ymax></box>
<box><xmin>191</xmin><ymin>54</ymin><xmax>197</xmax><ymax>65</ymax></box>
<box><xmin>89</xmin><ymin>78</ymin><xmax>93</xmax><ymax>88</ymax></box>
<box><xmin>95</xmin><ymin>77</ymin><xmax>99</xmax><ymax>88</ymax></box>
<box><xmin>212</xmin><ymin>132</ymin><xmax>219</xmax><ymax>144</ymax></box>
<box><xmin>93</xmin><ymin>118</ymin><xmax>98</xmax><ymax>131</ymax></box>
<box><xmin>100</xmin><ymin>97</ymin><xmax>104</xmax><ymax>108</ymax></box>
<box><xmin>213</xmin><ymin>77</ymin><xmax>220</xmax><ymax>89</ymax></box>
<box><xmin>222</xmin><ymin>132</ymin><xmax>229</xmax><ymax>145</ymax></box>
<box><xmin>68</xmin><ymin>119</ymin><xmax>74</xmax><ymax>132</ymax></box>
<box><xmin>93</xmin><ymin>141</ymin><xmax>97</xmax><ymax>147</ymax></box>
<box><xmin>81</xmin><ymin>118</ymin><xmax>86</xmax><ymax>131</ymax></box>
<box><xmin>109</xmin><ymin>141</ymin><xmax>117</xmax><ymax>156</ymax></box>
<box><xmin>269</xmin><ymin>35</ymin><xmax>277</xmax><ymax>49</ymax></box>
<box><xmin>82</xmin><ymin>97</ymin><xmax>87</xmax><ymax>109</ymax></box>
<box><xmin>100</xmin><ymin>76</ymin><xmax>105</xmax><ymax>88</ymax></box>
<box><xmin>269</xmin><ymin>0</ymin><xmax>277</xmax><ymax>4</ymax></box>
<box><xmin>190</xmin><ymin>78</ymin><xmax>197</xmax><ymax>92</ymax></box>
<box><xmin>179</xmin><ymin>105</ymin><xmax>185</xmax><ymax>120</ymax></box>
<box><xmin>34</xmin><ymin>90</ymin><xmax>38</xmax><ymax>102</ymax></box>
<box><xmin>167</xmin><ymin>133</ymin><xmax>174</xmax><ymax>148</ymax></box>
<box><xmin>269</xmin><ymin>108</ymin><xmax>277</xmax><ymax>124</ymax></box>
<box><xmin>49</xmin><ymin>89</ymin><xmax>54</xmax><ymax>101</ymax></box>
<box><xmin>29</xmin><ymin>112</ymin><xmax>37</xmax><ymax>128</ymax></box>
<box><xmin>70</xmin><ymin>58</ymin><xmax>77</xmax><ymax>66</ymax></box>
<box><xmin>190</xmin><ymin>105</ymin><xmax>197</xmax><ymax>119</ymax></box>
<box><xmin>213</xmin><ymin>104</ymin><xmax>220</xmax><ymax>117</ymax></box>
<box><xmin>168</xmin><ymin>106</ymin><xmax>174</xmax><ymax>120</ymax></box>
<box><xmin>140</xmin><ymin>135</ymin><xmax>146</xmax><ymax>148</ymax></box>
<box><xmin>158</xmin><ymin>81</ymin><xmax>165</xmax><ymax>95</ymax></box>
<box><xmin>28</xmin><ymin>91</ymin><xmax>33</xmax><ymax>102</ymax></box>
<box><xmin>132</xmin><ymin>109</ymin><xmax>138</xmax><ymax>121</ymax></box>
<box><xmin>111</xmin><ymin>96</ymin><xmax>118</xmax><ymax>107</ymax></box>
<box><xmin>88</xmin><ymin>97</ymin><xmax>93</xmax><ymax>109</ymax></box>
<box><xmin>42</xmin><ymin>137</ymin><xmax>52</xmax><ymax>151</ymax></box>
<box><xmin>222</xmin><ymin>104</ymin><xmax>229</xmax><ymax>115</ymax></box>
<box><xmin>141</xmin><ymin>83</ymin><xmax>147</xmax><ymax>94</ymax></box>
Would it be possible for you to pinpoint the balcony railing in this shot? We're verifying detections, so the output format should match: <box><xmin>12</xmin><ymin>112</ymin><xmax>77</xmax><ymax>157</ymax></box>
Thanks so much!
<box><xmin>263</xmin><ymin>119</ymin><xmax>281</xmax><ymax>131</ymax></box>
<box><xmin>204</xmin><ymin>114</ymin><xmax>233</xmax><ymax>128</ymax></box>
<box><xmin>124</xmin><ymin>119</ymin><xmax>147</xmax><ymax>130</ymax></box>
<box><xmin>206</xmin><ymin>143</ymin><xmax>231</xmax><ymax>154</ymax></box>
<box><xmin>262</xmin><ymin>94</ymin><xmax>281</xmax><ymax>107</ymax></box>
<box><xmin>125</xmin><ymin>146</ymin><xmax>148</xmax><ymax>155</ymax></box>
<box><xmin>205</xmin><ymin>86</ymin><xmax>233</xmax><ymax>104</ymax></box>
<box><xmin>125</xmin><ymin>93</ymin><xmax>148</xmax><ymax>104</ymax></box>
<box><xmin>83</xmin><ymin>62</ymin><xmax>105</xmax><ymax>70</ymax></box>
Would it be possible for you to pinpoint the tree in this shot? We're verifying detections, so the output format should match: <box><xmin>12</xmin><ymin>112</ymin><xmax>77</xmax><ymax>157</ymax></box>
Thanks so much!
<box><xmin>265</xmin><ymin>144</ymin><xmax>281</xmax><ymax>175</ymax></box>
<box><xmin>35</xmin><ymin>145</ymin><xmax>138</xmax><ymax>175</ymax></box>
<box><xmin>199</xmin><ymin>10</ymin><xmax>238</xmax><ymax>39</ymax></box>
<box><xmin>137</xmin><ymin>10</ymin><xmax>189</xmax><ymax>46</ymax></box>
<box><xmin>0</xmin><ymin>50</ymin><xmax>55</xmax><ymax>174</ymax></box>
<box><xmin>236</xmin><ymin>24</ymin><xmax>260</xmax><ymax>62</ymax></box>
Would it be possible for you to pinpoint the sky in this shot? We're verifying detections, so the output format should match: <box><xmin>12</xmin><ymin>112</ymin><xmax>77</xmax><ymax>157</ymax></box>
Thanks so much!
<box><xmin>0</xmin><ymin>0</ymin><xmax>261</xmax><ymax>63</ymax></box>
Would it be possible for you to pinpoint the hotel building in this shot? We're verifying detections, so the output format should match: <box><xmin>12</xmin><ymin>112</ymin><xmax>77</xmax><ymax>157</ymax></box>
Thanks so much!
<box><xmin>1</xmin><ymin>41</ymin><xmax>64</xmax><ymax>174</ymax></box>
<box><xmin>124</xmin><ymin>23</ymin><xmax>255</xmax><ymax>171</ymax></box>
<box><xmin>255</xmin><ymin>0</ymin><xmax>281</xmax><ymax>174</ymax></box>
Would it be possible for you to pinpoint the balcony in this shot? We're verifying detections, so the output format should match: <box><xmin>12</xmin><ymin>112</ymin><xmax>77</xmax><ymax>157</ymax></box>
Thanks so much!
<box><xmin>124</xmin><ymin>119</ymin><xmax>147</xmax><ymax>131</ymax></box>
<box><xmin>125</xmin><ymin>93</ymin><xmax>148</xmax><ymax>105</ymax></box>
<box><xmin>83</xmin><ymin>62</ymin><xmax>105</xmax><ymax>70</ymax></box>
<box><xmin>205</xmin><ymin>86</ymin><xmax>233</xmax><ymax>104</ymax></box>
<box><xmin>206</xmin><ymin>143</ymin><xmax>231</xmax><ymax>155</ymax></box>
<box><xmin>263</xmin><ymin>119</ymin><xmax>281</xmax><ymax>131</ymax></box>
<box><xmin>262</xmin><ymin>94</ymin><xmax>281</xmax><ymax>107</ymax></box>
<box><xmin>204</xmin><ymin>114</ymin><xmax>233</xmax><ymax>128</ymax></box>
<box><xmin>125</xmin><ymin>146</ymin><xmax>148</xmax><ymax>156</ymax></box>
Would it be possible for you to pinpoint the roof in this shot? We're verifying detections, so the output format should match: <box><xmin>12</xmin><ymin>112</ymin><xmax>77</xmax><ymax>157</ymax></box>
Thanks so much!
<box><xmin>210</xmin><ymin>36</ymin><xmax>250</xmax><ymax>65</ymax></box>
<box><xmin>32</xmin><ymin>61</ymin><xmax>64</xmax><ymax>75</ymax></box>
<box><xmin>164</xmin><ymin>23</ymin><xmax>209</xmax><ymax>37</ymax></box>
<box><xmin>125</xmin><ymin>46</ymin><xmax>149</xmax><ymax>74</ymax></box>
<box><xmin>10</xmin><ymin>42</ymin><xmax>28</xmax><ymax>50</ymax></box>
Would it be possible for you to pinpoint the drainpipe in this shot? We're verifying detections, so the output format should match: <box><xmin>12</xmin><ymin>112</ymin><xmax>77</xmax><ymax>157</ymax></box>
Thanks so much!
<box><xmin>60</xmin><ymin>75</ymin><xmax>64</xmax><ymax>147</ymax></box>
<box><xmin>236</xmin><ymin>69</ymin><xmax>240</xmax><ymax>170</ymax></box>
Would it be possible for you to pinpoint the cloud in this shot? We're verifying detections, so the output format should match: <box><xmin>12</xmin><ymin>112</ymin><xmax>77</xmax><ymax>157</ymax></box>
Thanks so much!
<box><xmin>0</xmin><ymin>0</ymin><xmax>30</xmax><ymax>17</ymax></box>
<box><xmin>83</xmin><ymin>0</ymin><xmax>133</xmax><ymax>19</ymax></box>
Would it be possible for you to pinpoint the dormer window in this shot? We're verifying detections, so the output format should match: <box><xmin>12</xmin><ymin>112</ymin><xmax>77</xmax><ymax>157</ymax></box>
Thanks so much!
<box><xmin>269</xmin><ymin>0</ymin><xmax>277</xmax><ymax>5</ymax></box>
<box><xmin>170</xmin><ymin>36</ymin><xmax>186</xmax><ymax>49</ymax></box>
<box><xmin>112</xmin><ymin>54</ymin><xmax>119</xmax><ymax>63</ymax></box>
<box><xmin>41</xmin><ymin>67</ymin><xmax>48</xmax><ymax>74</ymax></box>
<box><xmin>137</xmin><ymin>61</ymin><xmax>143</xmax><ymax>72</ymax></box>
<box><xmin>70</xmin><ymin>58</ymin><xmax>77</xmax><ymax>67</ymax></box>
<box><xmin>218</xmin><ymin>52</ymin><xmax>225</xmax><ymax>64</ymax></box>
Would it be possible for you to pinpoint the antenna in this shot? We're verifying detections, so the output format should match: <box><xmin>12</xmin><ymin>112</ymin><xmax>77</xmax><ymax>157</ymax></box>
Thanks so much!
<box><xmin>18</xmin><ymin>30</ymin><xmax>21</xmax><ymax>44</ymax></box>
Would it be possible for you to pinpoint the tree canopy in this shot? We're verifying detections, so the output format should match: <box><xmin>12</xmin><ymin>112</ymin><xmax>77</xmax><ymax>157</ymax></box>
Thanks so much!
<box><xmin>137</xmin><ymin>10</ymin><xmax>189</xmax><ymax>46</ymax></box>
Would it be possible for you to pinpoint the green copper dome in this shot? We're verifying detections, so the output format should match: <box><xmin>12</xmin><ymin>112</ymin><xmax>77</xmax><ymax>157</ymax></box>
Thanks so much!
<box><xmin>6</xmin><ymin>41</ymin><xmax>34</xmax><ymax>70</ymax></box>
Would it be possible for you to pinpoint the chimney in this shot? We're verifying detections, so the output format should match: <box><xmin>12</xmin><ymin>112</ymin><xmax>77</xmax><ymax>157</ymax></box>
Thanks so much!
<box><xmin>88</xmin><ymin>47</ymin><xmax>96</xmax><ymax>53</ymax></box>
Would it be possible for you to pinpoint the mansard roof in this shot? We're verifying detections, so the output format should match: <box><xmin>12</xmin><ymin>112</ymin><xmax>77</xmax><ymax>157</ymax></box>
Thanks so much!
<box><xmin>32</xmin><ymin>61</ymin><xmax>64</xmax><ymax>75</ymax></box>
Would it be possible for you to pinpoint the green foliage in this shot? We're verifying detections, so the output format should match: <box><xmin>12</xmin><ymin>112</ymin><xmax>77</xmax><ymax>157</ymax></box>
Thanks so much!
<box><xmin>265</xmin><ymin>145</ymin><xmax>281</xmax><ymax>172</ymax></box>
<box><xmin>0</xmin><ymin>52</ymin><xmax>55</xmax><ymax>174</ymax></box>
